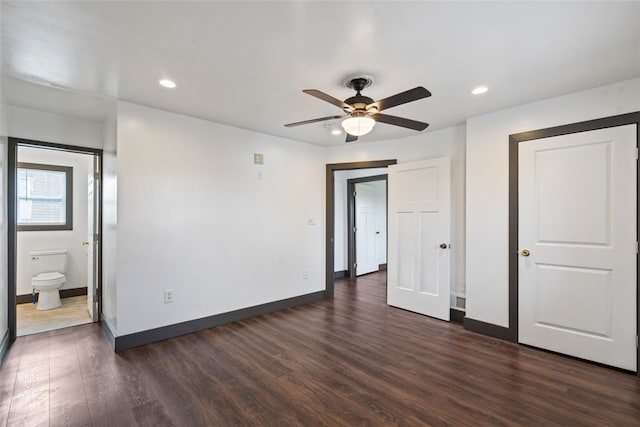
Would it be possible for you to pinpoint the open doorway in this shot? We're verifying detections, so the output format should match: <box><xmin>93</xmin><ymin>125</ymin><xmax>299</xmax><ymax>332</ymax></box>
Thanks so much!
<box><xmin>7</xmin><ymin>138</ymin><xmax>102</xmax><ymax>341</ymax></box>
<box><xmin>325</xmin><ymin>160</ymin><xmax>397</xmax><ymax>299</ymax></box>
<box><xmin>347</xmin><ymin>175</ymin><xmax>387</xmax><ymax>278</ymax></box>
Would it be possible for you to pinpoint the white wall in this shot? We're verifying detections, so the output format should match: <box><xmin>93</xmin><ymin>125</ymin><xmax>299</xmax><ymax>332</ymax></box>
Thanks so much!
<box><xmin>7</xmin><ymin>106</ymin><xmax>103</xmax><ymax>149</ymax></box>
<box><xmin>15</xmin><ymin>147</ymin><xmax>90</xmax><ymax>296</ymax></box>
<box><xmin>115</xmin><ymin>102</ymin><xmax>326</xmax><ymax>335</ymax></box>
<box><xmin>466</xmin><ymin>77</ymin><xmax>640</xmax><ymax>327</ymax></box>
<box><xmin>333</xmin><ymin>167</ymin><xmax>387</xmax><ymax>272</ymax></box>
<box><xmin>326</xmin><ymin>125</ymin><xmax>467</xmax><ymax>299</ymax></box>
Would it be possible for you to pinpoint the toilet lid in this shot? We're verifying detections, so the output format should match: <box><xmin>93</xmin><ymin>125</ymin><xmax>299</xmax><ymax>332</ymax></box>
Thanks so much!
<box><xmin>33</xmin><ymin>272</ymin><xmax>64</xmax><ymax>281</ymax></box>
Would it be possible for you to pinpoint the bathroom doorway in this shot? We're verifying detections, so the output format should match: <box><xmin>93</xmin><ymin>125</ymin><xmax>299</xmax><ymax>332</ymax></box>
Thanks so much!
<box><xmin>7</xmin><ymin>138</ymin><xmax>103</xmax><ymax>340</ymax></box>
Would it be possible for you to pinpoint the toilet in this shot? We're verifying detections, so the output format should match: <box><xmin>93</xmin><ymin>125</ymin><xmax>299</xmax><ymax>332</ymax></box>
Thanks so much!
<box><xmin>30</xmin><ymin>249</ymin><xmax>68</xmax><ymax>310</ymax></box>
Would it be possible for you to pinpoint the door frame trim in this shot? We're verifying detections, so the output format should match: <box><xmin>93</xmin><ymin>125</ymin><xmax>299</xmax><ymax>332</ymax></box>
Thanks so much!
<box><xmin>325</xmin><ymin>160</ymin><xmax>396</xmax><ymax>299</ymax></box>
<box><xmin>347</xmin><ymin>174</ymin><xmax>388</xmax><ymax>278</ymax></box>
<box><xmin>7</xmin><ymin>137</ymin><xmax>103</xmax><ymax>344</ymax></box>
<box><xmin>508</xmin><ymin>111</ymin><xmax>640</xmax><ymax>373</ymax></box>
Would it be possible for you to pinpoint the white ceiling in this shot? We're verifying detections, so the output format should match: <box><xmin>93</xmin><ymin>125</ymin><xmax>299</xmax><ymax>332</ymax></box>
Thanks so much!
<box><xmin>2</xmin><ymin>1</ymin><xmax>639</xmax><ymax>146</ymax></box>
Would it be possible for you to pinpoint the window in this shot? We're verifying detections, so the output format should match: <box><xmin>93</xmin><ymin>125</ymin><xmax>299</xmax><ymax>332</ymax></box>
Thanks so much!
<box><xmin>17</xmin><ymin>162</ymin><xmax>73</xmax><ymax>231</ymax></box>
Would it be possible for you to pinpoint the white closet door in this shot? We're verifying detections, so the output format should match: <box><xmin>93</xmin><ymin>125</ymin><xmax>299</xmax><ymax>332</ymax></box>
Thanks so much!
<box><xmin>518</xmin><ymin>125</ymin><xmax>637</xmax><ymax>371</ymax></box>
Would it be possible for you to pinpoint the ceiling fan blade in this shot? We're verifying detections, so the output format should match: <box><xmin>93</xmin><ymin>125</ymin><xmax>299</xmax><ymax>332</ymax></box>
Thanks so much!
<box><xmin>370</xmin><ymin>87</ymin><xmax>431</xmax><ymax>112</ymax></box>
<box><xmin>303</xmin><ymin>89</ymin><xmax>351</xmax><ymax>111</ymax></box>
<box><xmin>284</xmin><ymin>115</ymin><xmax>346</xmax><ymax>127</ymax></box>
<box><xmin>345</xmin><ymin>133</ymin><xmax>358</xmax><ymax>143</ymax></box>
<box><xmin>374</xmin><ymin>113</ymin><xmax>429</xmax><ymax>131</ymax></box>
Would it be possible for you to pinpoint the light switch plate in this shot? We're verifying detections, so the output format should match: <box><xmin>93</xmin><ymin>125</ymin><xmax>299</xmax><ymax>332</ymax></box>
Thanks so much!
<box><xmin>254</xmin><ymin>153</ymin><xmax>264</xmax><ymax>165</ymax></box>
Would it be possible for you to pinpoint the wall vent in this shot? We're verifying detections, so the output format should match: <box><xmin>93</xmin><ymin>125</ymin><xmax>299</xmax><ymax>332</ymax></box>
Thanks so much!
<box><xmin>455</xmin><ymin>296</ymin><xmax>466</xmax><ymax>310</ymax></box>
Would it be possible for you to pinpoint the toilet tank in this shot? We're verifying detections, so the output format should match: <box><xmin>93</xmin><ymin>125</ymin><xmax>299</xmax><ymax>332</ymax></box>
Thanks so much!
<box><xmin>29</xmin><ymin>249</ymin><xmax>68</xmax><ymax>276</ymax></box>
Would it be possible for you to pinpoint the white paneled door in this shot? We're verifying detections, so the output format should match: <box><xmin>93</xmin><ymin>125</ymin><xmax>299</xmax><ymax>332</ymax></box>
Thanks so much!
<box><xmin>355</xmin><ymin>183</ymin><xmax>378</xmax><ymax>276</ymax></box>
<box><xmin>518</xmin><ymin>125</ymin><xmax>637</xmax><ymax>371</ymax></box>
<box><xmin>387</xmin><ymin>158</ymin><xmax>451</xmax><ymax>321</ymax></box>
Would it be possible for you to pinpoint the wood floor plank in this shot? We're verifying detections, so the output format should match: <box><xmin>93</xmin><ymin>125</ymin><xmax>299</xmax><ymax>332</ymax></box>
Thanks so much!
<box><xmin>12</xmin><ymin>358</ymin><xmax>50</xmax><ymax>398</ymax></box>
<box><xmin>49</xmin><ymin>354</ymin><xmax>87</xmax><ymax>420</ymax></box>
<box><xmin>0</xmin><ymin>365</ymin><xmax>17</xmax><ymax>427</ymax></box>
<box><xmin>50</xmin><ymin>401</ymin><xmax>92</xmax><ymax>427</ymax></box>
<box><xmin>7</xmin><ymin>389</ymin><xmax>49</xmax><ymax>427</ymax></box>
<box><xmin>86</xmin><ymin>391</ymin><xmax>138</xmax><ymax>426</ymax></box>
<box><xmin>1</xmin><ymin>271</ymin><xmax>639</xmax><ymax>426</ymax></box>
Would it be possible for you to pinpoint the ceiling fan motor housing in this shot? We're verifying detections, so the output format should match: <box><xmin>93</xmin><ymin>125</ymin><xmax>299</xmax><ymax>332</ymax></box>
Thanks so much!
<box><xmin>344</xmin><ymin>94</ymin><xmax>374</xmax><ymax>113</ymax></box>
<box><xmin>345</xmin><ymin>77</ymin><xmax>377</xmax><ymax>114</ymax></box>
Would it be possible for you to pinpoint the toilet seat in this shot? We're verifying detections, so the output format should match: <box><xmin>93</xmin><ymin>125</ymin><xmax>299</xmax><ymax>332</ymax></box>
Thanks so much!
<box><xmin>32</xmin><ymin>272</ymin><xmax>65</xmax><ymax>287</ymax></box>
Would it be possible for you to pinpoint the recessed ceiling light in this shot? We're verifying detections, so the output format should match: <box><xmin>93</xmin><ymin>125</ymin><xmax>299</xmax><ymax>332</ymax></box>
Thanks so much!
<box><xmin>331</xmin><ymin>129</ymin><xmax>342</xmax><ymax>136</ymax></box>
<box><xmin>471</xmin><ymin>86</ymin><xmax>488</xmax><ymax>95</ymax></box>
<box><xmin>158</xmin><ymin>78</ymin><xmax>176</xmax><ymax>89</ymax></box>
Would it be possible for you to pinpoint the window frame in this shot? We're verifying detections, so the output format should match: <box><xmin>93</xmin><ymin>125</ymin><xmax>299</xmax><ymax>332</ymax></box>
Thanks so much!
<box><xmin>17</xmin><ymin>162</ymin><xmax>73</xmax><ymax>232</ymax></box>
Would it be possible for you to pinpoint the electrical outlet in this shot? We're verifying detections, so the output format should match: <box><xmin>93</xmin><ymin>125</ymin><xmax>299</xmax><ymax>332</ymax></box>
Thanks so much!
<box><xmin>257</xmin><ymin>169</ymin><xmax>263</xmax><ymax>180</ymax></box>
<box><xmin>302</xmin><ymin>271</ymin><xmax>309</xmax><ymax>279</ymax></box>
<box><xmin>164</xmin><ymin>289</ymin><xmax>174</xmax><ymax>304</ymax></box>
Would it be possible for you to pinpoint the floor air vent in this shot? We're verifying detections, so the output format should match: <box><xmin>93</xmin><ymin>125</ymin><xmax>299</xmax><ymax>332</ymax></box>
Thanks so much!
<box><xmin>455</xmin><ymin>296</ymin><xmax>466</xmax><ymax>310</ymax></box>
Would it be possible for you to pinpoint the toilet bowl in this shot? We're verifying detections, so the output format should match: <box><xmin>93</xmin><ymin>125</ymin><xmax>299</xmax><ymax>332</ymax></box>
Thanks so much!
<box><xmin>32</xmin><ymin>272</ymin><xmax>66</xmax><ymax>310</ymax></box>
<box><xmin>29</xmin><ymin>249</ymin><xmax>68</xmax><ymax>311</ymax></box>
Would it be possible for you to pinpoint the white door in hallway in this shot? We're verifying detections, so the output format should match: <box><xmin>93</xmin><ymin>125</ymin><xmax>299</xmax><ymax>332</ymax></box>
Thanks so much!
<box><xmin>355</xmin><ymin>182</ymin><xmax>378</xmax><ymax>276</ymax></box>
<box><xmin>518</xmin><ymin>125</ymin><xmax>637</xmax><ymax>371</ymax></box>
<box><xmin>387</xmin><ymin>158</ymin><xmax>451</xmax><ymax>321</ymax></box>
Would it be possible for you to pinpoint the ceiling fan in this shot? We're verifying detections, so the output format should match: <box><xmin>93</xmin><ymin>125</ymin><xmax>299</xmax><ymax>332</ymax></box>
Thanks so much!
<box><xmin>285</xmin><ymin>77</ymin><xmax>431</xmax><ymax>143</ymax></box>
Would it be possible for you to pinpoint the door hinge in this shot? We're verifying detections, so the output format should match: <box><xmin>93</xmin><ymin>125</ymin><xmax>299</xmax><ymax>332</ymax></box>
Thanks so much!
<box><xmin>636</xmin><ymin>241</ymin><xmax>638</xmax><ymax>254</ymax></box>
<box><xmin>353</xmin><ymin>226</ymin><xmax>357</xmax><ymax>233</ymax></box>
<box><xmin>94</xmin><ymin>172</ymin><xmax>100</xmax><ymax>180</ymax></box>
<box><xmin>636</xmin><ymin>147</ymin><xmax>639</xmax><ymax>160</ymax></box>
<box><xmin>93</xmin><ymin>294</ymin><xmax>98</xmax><ymax>303</ymax></box>
<box><xmin>353</xmin><ymin>263</ymin><xmax>357</xmax><ymax>269</ymax></box>
<box><xmin>353</xmin><ymin>191</ymin><xmax>357</xmax><ymax>197</ymax></box>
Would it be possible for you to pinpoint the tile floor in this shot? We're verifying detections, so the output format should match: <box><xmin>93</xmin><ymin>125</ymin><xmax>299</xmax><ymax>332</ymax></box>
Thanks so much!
<box><xmin>17</xmin><ymin>295</ymin><xmax>93</xmax><ymax>336</ymax></box>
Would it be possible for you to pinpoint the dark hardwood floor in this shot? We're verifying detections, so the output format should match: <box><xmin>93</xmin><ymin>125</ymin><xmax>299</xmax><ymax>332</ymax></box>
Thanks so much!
<box><xmin>1</xmin><ymin>272</ymin><xmax>639</xmax><ymax>426</ymax></box>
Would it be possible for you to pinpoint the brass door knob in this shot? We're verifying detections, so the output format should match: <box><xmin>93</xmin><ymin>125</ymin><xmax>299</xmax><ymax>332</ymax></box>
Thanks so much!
<box><xmin>82</xmin><ymin>241</ymin><xmax>90</xmax><ymax>246</ymax></box>
<box><xmin>520</xmin><ymin>249</ymin><xmax>530</xmax><ymax>257</ymax></box>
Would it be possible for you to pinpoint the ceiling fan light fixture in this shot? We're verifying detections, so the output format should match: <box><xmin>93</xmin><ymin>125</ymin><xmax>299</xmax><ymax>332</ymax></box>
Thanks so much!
<box><xmin>341</xmin><ymin>116</ymin><xmax>376</xmax><ymax>136</ymax></box>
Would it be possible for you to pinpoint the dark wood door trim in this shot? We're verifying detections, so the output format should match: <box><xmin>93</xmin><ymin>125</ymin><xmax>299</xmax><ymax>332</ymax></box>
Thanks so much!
<box><xmin>507</xmin><ymin>111</ymin><xmax>640</xmax><ymax>374</ymax></box>
<box><xmin>325</xmin><ymin>160</ymin><xmax>397</xmax><ymax>299</ymax></box>
<box><xmin>347</xmin><ymin>174</ymin><xmax>388</xmax><ymax>278</ymax></box>
<box><xmin>6</xmin><ymin>137</ymin><xmax>104</xmax><ymax>347</ymax></box>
